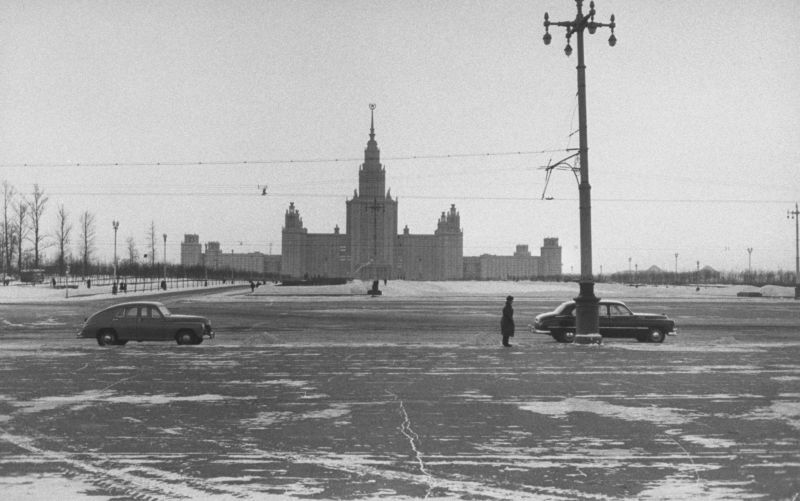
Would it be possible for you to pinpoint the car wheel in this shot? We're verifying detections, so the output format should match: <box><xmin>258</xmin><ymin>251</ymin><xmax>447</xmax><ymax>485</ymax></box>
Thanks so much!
<box><xmin>176</xmin><ymin>330</ymin><xmax>197</xmax><ymax>345</ymax></box>
<box><xmin>553</xmin><ymin>330</ymin><xmax>575</xmax><ymax>343</ymax></box>
<box><xmin>648</xmin><ymin>328</ymin><xmax>666</xmax><ymax>343</ymax></box>
<box><xmin>636</xmin><ymin>332</ymin><xmax>648</xmax><ymax>343</ymax></box>
<box><xmin>98</xmin><ymin>329</ymin><xmax>117</xmax><ymax>347</ymax></box>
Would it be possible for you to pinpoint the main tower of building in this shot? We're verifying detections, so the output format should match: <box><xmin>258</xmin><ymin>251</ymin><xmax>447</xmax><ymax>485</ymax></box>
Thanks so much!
<box><xmin>345</xmin><ymin>104</ymin><xmax>398</xmax><ymax>279</ymax></box>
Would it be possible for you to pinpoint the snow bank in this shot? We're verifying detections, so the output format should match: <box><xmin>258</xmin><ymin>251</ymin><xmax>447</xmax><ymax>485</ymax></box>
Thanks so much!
<box><xmin>0</xmin><ymin>279</ymin><xmax>795</xmax><ymax>303</ymax></box>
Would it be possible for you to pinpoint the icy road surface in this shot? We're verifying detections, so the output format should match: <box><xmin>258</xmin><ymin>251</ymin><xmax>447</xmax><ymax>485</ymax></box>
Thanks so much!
<box><xmin>0</xmin><ymin>284</ymin><xmax>798</xmax><ymax>499</ymax></box>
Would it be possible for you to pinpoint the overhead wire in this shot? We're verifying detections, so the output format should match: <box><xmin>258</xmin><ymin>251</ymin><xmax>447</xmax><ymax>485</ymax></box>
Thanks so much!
<box><xmin>0</xmin><ymin>148</ymin><xmax>569</xmax><ymax>169</ymax></box>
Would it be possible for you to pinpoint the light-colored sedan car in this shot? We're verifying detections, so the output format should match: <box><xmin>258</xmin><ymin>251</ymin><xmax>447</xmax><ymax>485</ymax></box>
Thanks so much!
<box><xmin>77</xmin><ymin>301</ymin><xmax>214</xmax><ymax>346</ymax></box>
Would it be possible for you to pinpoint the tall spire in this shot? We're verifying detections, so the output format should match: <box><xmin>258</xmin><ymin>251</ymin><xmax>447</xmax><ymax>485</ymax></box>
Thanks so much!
<box><xmin>369</xmin><ymin>103</ymin><xmax>375</xmax><ymax>141</ymax></box>
<box><xmin>360</xmin><ymin>103</ymin><xmax>384</xmax><ymax>198</ymax></box>
<box><xmin>364</xmin><ymin>103</ymin><xmax>380</xmax><ymax>163</ymax></box>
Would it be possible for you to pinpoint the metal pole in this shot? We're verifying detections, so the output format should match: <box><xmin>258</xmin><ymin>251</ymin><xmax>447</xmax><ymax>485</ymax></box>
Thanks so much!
<box><xmin>543</xmin><ymin>0</ymin><xmax>615</xmax><ymax>344</ymax></box>
<box><xmin>572</xmin><ymin>15</ymin><xmax>601</xmax><ymax>343</ymax></box>
<box><xmin>791</xmin><ymin>203</ymin><xmax>800</xmax><ymax>299</ymax></box>
<box><xmin>162</xmin><ymin>234</ymin><xmax>167</xmax><ymax>286</ymax></box>
<box><xmin>674</xmin><ymin>253</ymin><xmax>678</xmax><ymax>282</ymax></box>
<box><xmin>112</xmin><ymin>221</ymin><xmax>119</xmax><ymax>288</ymax></box>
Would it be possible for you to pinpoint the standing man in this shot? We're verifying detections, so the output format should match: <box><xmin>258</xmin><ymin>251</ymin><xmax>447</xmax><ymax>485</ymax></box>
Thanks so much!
<box><xmin>501</xmin><ymin>295</ymin><xmax>515</xmax><ymax>347</ymax></box>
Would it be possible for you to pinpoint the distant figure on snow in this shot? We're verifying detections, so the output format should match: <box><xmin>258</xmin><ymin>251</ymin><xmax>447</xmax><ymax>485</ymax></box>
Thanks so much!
<box><xmin>501</xmin><ymin>295</ymin><xmax>515</xmax><ymax>347</ymax></box>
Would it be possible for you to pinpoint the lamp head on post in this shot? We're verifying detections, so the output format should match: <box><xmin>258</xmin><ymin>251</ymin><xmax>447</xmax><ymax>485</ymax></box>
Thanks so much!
<box><xmin>543</xmin><ymin>12</ymin><xmax>552</xmax><ymax>45</ymax></box>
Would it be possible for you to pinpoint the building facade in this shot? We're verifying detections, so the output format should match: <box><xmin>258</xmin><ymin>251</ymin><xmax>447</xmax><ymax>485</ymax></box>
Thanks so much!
<box><xmin>462</xmin><ymin>240</ymin><xmax>562</xmax><ymax>280</ymax></box>
<box><xmin>180</xmin><ymin>234</ymin><xmax>280</xmax><ymax>277</ymax></box>
<box><xmin>181</xmin><ymin>109</ymin><xmax>562</xmax><ymax>282</ymax></box>
<box><xmin>281</xmin><ymin>108</ymin><xmax>464</xmax><ymax>281</ymax></box>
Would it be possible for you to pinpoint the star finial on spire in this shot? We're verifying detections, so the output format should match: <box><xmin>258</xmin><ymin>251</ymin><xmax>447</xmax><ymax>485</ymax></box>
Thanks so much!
<box><xmin>369</xmin><ymin>103</ymin><xmax>376</xmax><ymax>140</ymax></box>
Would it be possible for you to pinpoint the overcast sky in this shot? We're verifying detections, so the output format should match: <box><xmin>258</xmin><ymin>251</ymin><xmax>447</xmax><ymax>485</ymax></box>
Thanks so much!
<box><xmin>1</xmin><ymin>0</ymin><xmax>798</xmax><ymax>274</ymax></box>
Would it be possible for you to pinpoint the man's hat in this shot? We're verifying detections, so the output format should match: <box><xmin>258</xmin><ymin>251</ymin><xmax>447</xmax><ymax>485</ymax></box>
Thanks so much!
<box><xmin>506</xmin><ymin>295</ymin><xmax>514</xmax><ymax>301</ymax></box>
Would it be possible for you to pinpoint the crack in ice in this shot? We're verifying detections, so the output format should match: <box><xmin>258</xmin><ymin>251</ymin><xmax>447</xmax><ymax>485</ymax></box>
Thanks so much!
<box><xmin>386</xmin><ymin>390</ymin><xmax>435</xmax><ymax>497</ymax></box>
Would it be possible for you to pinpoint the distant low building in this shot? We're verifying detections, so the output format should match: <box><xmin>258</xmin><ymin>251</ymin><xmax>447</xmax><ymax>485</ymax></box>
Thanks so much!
<box><xmin>180</xmin><ymin>235</ymin><xmax>280</xmax><ymax>277</ymax></box>
<box><xmin>463</xmin><ymin>239</ymin><xmax>562</xmax><ymax>280</ymax></box>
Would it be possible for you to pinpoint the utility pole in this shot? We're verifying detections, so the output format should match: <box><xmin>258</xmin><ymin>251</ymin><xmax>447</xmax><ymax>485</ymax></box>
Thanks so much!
<box><xmin>543</xmin><ymin>0</ymin><xmax>616</xmax><ymax>344</ymax></box>
<box><xmin>789</xmin><ymin>203</ymin><xmax>800</xmax><ymax>299</ymax></box>
<box><xmin>746</xmin><ymin>247</ymin><xmax>753</xmax><ymax>281</ymax></box>
<box><xmin>112</xmin><ymin>220</ymin><xmax>119</xmax><ymax>290</ymax></box>
<box><xmin>162</xmin><ymin>233</ymin><xmax>167</xmax><ymax>288</ymax></box>
<box><xmin>674</xmin><ymin>253</ymin><xmax>679</xmax><ymax>282</ymax></box>
<box><xmin>696</xmin><ymin>260</ymin><xmax>700</xmax><ymax>291</ymax></box>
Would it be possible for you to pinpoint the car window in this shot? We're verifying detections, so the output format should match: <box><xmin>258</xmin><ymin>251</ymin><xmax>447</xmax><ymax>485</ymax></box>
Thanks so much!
<box><xmin>147</xmin><ymin>306</ymin><xmax>164</xmax><ymax>319</ymax></box>
<box><xmin>158</xmin><ymin>305</ymin><xmax>171</xmax><ymax>316</ymax></box>
<box><xmin>554</xmin><ymin>302</ymin><xmax>574</xmax><ymax>315</ymax></box>
<box><xmin>609</xmin><ymin>304</ymin><xmax>632</xmax><ymax>316</ymax></box>
<box><xmin>124</xmin><ymin>306</ymin><xmax>139</xmax><ymax>318</ymax></box>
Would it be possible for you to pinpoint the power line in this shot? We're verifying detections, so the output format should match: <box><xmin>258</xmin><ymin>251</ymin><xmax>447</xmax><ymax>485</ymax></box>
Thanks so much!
<box><xmin>0</xmin><ymin>148</ymin><xmax>569</xmax><ymax>169</ymax></box>
<box><xmin>40</xmin><ymin>191</ymin><xmax>794</xmax><ymax>204</ymax></box>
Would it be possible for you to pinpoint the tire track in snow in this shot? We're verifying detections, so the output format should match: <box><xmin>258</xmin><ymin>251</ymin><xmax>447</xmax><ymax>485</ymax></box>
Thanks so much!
<box><xmin>0</xmin><ymin>431</ymin><xmax>257</xmax><ymax>500</ymax></box>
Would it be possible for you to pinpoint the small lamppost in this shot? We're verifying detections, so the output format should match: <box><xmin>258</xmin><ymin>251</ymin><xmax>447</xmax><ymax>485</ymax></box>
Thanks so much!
<box><xmin>112</xmin><ymin>220</ymin><xmax>119</xmax><ymax>291</ymax></box>
<box><xmin>789</xmin><ymin>203</ymin><xmax>800</xmax><ymax>299</ymax></box>
<box><xmin>162</xmin><ymin>233</ymin><xmax>167</xmax><ymax>289</ymax></box>
<box><xmin>674</xmin><ymin>253</ymin><xmax>679</xmax><ymax>283</ymax></box>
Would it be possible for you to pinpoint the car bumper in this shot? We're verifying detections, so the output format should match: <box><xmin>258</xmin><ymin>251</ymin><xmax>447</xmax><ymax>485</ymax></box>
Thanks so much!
<box><xmin>528</xmin><ymin>324</ymin><xmax>552</xmax><ymax>335</ymax></box>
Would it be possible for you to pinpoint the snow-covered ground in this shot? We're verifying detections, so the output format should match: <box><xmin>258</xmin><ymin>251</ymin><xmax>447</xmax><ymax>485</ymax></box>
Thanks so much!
<box><xmin>0</xmin><ymin>279</ymin><xmax>795</xmax><ymax>303</ymax></box>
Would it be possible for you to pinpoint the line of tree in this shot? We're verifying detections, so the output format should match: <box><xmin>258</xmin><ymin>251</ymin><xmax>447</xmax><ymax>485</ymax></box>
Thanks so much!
<box><xmin>2</xmin><ymin>181</ymin><xmax>51</xmax><ymax>277</ymax></box>
<box><xmin>1</xmin><ymin>179</ymin><xmax>168</xmax><ymax>282</ymax></box>
<box><xmin>603</xmin><ymin>269</ymin><xmax>797</xmax><ymax>287</ymax></box>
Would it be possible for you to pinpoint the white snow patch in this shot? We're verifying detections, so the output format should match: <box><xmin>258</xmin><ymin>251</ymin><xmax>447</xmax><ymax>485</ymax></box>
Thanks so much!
<box><xmin>0</xmin><ymin>474</ymin><xmax>112</xmax><ymax>501</ymax></box>
<box><xmin>637</xmin><ymin>475</ymin><xmax>761</xmax><ymax>500</ymax></box>
<box><xmin>242</xmin><ymin>403</ymin><xmax>351</xmax><ymax>428</ymax></box>
<box><xmin>12</xmin><ymin>390</ymin><xmax>254</xmax><ymax>414</ymax></box>
<box><xmin>678</xmin><ymin>435</ymin><xmax>738</xmax><ymax>449</ymax></box>
<box><xmin>744</xmin><ymin>399</ymin><xmax>800</xmax><ymax>430</ymax></box>
<box><xmin>519</xmin><ymin>397</ymin><xmax>697</xmax><ymax>426</ymax></box>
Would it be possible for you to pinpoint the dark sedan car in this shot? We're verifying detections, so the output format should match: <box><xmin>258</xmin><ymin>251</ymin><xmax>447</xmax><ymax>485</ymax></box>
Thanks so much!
<box><xmin>77</xmin><ymin>301</ymin><xmax>214</xmax><ymax>346</ymax></box>
<box><xmin>531</xmin><ymin>300</ymin><xmax>677</xmax><ymax>343</ymax></box>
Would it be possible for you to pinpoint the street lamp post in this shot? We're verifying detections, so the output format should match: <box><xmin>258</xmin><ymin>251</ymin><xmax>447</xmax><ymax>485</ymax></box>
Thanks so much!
<box><xmin>112</xmin><ymin>220</ymin><xmax>119</xmax><ymax>291</ymax></box>
<box><xmin>162</xmin><ymin>233</ymin><xmax>167</xmax><ymax>289</ymax></box>
<box><xmin>789</xmin><ymin>203</ymin><xmax>800</xmax><ymax>300</ymax></box>
<box><xmin>746</xmin><ymin>247</ymin><xmax>753</xmax><ymax>281</ymax></box>
<box><xmin>674</xmin><ymin>253</ymin><xmax>679</xmax><ymax>283</ymax></box>
<box><xmin>543</xmin><ymin>0</ymin><xmax>615</xmax><ymax>344</ymax></box>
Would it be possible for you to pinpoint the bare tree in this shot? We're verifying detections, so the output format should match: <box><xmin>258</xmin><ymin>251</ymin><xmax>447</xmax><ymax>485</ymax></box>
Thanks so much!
<box><xmin>78</xmin><ymin>210</ymin><xmax>96</xmax><ymax>279</ymax></box>
<box><xmin>28</xmin><ymin>184</ymin><xmax>49</xmax><ymax>268</ymax></box>
<box><xmin>2</xmin><ymin>181</ymin><xmax>16</xmax><ymax>277</ymax></box>
<box><xmin>146</xmin><ymin>221</ymin><xmax>157</xmax><ymax>269</ymax></box>
<box><xmin>54</xmin><ymin>204</ymin><xmax>72</xmax><ymax>275</ymax></box>
<box><xmin>126</xmin><ymin>236</ymin><xmax>138</xmax><ymax>266</ymax></box>
<box><xmin>13</xmin><ymin>198</ymin><xmax>29</xmax><ymax>272</ymax></box>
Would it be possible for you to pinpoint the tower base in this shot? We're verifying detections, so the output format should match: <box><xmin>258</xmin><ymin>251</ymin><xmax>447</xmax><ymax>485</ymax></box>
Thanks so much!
<box><xmin>574</xmin><ymin>280</ymin><xmax>602</xmax><ymax>345</ymax></box>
